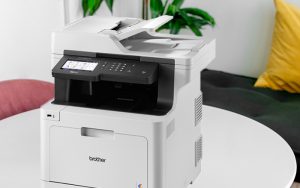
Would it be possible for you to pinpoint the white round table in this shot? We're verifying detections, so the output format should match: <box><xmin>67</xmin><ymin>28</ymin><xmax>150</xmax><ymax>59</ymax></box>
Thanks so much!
<box><xmin>0</xmin><ymin>106</ymin><xmax>296</xmax><ymax>188</ymax></box>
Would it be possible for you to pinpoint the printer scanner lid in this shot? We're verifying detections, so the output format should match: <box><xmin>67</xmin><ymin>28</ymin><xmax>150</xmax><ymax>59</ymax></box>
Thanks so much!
<box><xmin>65</xmin><ymin>16</ymin><xmax>173</xmax><ymax>40</ymax></box>
<box><xmin>54</xmin><ymin>16</ymin><xmax>214</xmax><ymax>62</ymax></box>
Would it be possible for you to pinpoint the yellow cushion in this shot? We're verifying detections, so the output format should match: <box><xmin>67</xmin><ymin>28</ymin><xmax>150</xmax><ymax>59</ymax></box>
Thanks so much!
<box><xmin>254</xmin><ymin>0</ymin><xmax>300</xmax><ymax>93</ymax></box>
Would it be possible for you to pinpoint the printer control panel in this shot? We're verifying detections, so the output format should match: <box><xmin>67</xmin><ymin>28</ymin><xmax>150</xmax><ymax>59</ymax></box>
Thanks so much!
<box><xmin>102</xmin><ymin>59</ymin><xmax>154</xmax><ymax>74</ymax></box>
<box><xmin>52</xmin><ymin>51</ymin><xmax>175</xmax><ymax>115</ymax></box>
<box><xmin>53</xmin><ymin>56</ymin><xmax>159</xmax><ymax>85</ymax></box>
<box><xmin>105</xmin><ymin>62</ymin><xmax>152</xmax><ymax>75</ymax></box>
<box><xmin>100</xmin><ymin>58</ymin><xmax>158</xmax><ymax>84</ymax></box>
<box><xmin>105</xmin><ymin>62</ymin><xmax>128</xmax><ymax>72</ymax></box>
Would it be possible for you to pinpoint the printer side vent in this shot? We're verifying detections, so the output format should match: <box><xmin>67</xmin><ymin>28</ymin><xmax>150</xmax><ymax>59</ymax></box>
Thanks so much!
<box><xmin>195</xmin><ymin>136</ymin><xmax>203</xmax><ymax>167</ymax></box>
<box><xmin>194</xmin><ymin>93</ymin><xmax>203</xmax><ymax>126</ymax></box>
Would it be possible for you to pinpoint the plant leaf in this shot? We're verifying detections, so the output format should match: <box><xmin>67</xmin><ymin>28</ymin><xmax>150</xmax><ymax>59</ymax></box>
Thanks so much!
<box><xmin>93</xmin><ymin>0</ymin><xmax>103</xmax><ymax>15</ymax></box>
<box><xmin>171</xmin><ymin>0</ymin><xmax>184</xmax><ymax>9</ymax></box>
<box><xmin>157</xmin><ymin>18</ymin><xmax>186</xmax><ymax>32</ymax></box>
<box><xmin>82</xmin><ymin>0</ymin><xmax>89</xmax><ymax>17</ymax></box>
<box><xmin>162</xmin><ymin>0</ymin><xmax>170</xmax><ymax>15</ymax></box>
<box><xmin>181</xmin><ymin>8</ymin><xmax>216</xmax><ymax>26</ymax></box>
<box><xmin>169</xmin><ymin>20</ymin><xmax>181</xmax><ymax>34</ymax></box>
<box><xmin>150</xmin><ymin>0</ymin><xmax>164</xmax><ymax>18</ymax></box>
<box><xmin>190</xmin><ymin>17</ymin><xmax>209</xmax><ymax>28</ymax></box>
<box><xmin>187</xmin><ymin>23</ymin><xmax>203</xmax><ymax>36</ymax></box>
<box><xmin>173</xmin><ymin>17</ymin><xmax>187</xmax><ymax>27</ymax></box>
<box><xmin>166</xmin><ymin>4</ymin><xmax>177</xmax><ymax>16</ymax></box>
<box><xmin>105</xmin><ymin>0</ymin><xmax>114</xmax><ymax>12</ymax></box>
<box><xmin>88</xmin><ymin>0</ymin><xmax>95</xmax><ymax>15</ymax></box>
<box><xmin>179</xmin><ymin>10</ymin><xmax>202</xmax><ymax>36</ymax></box>
<box><xmin>89</xmin><ymin>0</ymin><xmax>103</xmax><ymax>16</ymax></box>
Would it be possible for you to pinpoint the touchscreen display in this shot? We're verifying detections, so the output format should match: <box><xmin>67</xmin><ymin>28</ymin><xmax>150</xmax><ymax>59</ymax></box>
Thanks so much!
<box><xmin>62</xmin><ymin>61</ymin><xmax>98</xmax><ymax>71</ymax></box>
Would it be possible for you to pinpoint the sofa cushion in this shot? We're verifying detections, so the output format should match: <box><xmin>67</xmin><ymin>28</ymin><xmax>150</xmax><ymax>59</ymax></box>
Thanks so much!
<box><xmin>0</xmin><ymin>79</ymin><xmax>54</xmax><ymax>120</ymax></box>
<box><xmin>201</xmin><ymin>69</ymin><xmax>300</xmax><ymax>157</ymax></box>
<box><xmin>255</xmin><ymin>0</ymin><xmax>300</xmax><ymax>93</ymax></box>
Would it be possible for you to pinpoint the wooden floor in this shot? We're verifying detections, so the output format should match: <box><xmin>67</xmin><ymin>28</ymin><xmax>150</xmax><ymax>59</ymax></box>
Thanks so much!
<box><xmin>292</xmin><ymin>182</ymin><xmax>300</xmax><ymax>188</ymax></box>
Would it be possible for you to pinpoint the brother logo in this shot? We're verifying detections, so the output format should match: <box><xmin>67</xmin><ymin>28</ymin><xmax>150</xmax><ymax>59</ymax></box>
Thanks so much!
<box><xmin>89</xmin><ymin>156</ymin><xmax>106</xmax><ymax>163</ymax></box>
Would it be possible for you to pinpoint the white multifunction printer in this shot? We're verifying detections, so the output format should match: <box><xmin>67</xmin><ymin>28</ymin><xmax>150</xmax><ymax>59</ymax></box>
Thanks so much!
<box><xmin>41</xmin><ymin>16</ymin><xmax>215</xmax><ymax>188</ymax></box>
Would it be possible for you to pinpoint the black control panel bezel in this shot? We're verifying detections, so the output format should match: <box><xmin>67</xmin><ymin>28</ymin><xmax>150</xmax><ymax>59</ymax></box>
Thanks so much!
<box><xmin>52</xmin><ymin>50</ymin><xmax>175</xmax><ymax>116</ymax></box>
<box><xmin>53</xmin><ymin>54</ymin><xmax>159</xmax><ymax>85</ymax></box>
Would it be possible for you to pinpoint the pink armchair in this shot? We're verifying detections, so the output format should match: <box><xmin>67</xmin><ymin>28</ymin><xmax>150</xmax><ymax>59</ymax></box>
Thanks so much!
<box><xmin>0</xmin><ymin>80</ymin><xmax>54</xmax><ymax>120</ymax></box>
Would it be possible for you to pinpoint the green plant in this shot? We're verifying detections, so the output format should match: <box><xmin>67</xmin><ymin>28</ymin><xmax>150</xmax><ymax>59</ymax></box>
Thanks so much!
<box><xmin>151</xmin><ymin>0</ymin><xmax>215</xmax><ymax>36</ymax></box>
<box><xmin>82</xmin><ymin>0</ymin><xmax>114</xmax><ymax>16</ymax></box>
<box><xmin>82</xmin><ymin>0</ymin><xmax>215</xmax><ymax>36</ymax></box>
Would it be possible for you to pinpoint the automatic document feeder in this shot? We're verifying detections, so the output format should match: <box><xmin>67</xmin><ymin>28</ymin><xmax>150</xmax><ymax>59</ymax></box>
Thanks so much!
<box><xmin>41</xmin><ymin>16</ymin><xmax>216</xmax><ymax>188</ymax></box>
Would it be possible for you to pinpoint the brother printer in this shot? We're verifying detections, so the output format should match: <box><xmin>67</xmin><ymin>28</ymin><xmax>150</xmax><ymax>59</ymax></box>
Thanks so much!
<box><xmin>41</xmin><ymin>16</ymin><xmax>216</xmax><ymax>188</ymax></box>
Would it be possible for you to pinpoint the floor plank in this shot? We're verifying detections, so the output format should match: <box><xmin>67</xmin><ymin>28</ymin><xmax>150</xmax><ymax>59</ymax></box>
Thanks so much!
<box><xmin>292</xmin><ymin>182</ymin><xmax>300</xmax><ymax>188</ymax></box>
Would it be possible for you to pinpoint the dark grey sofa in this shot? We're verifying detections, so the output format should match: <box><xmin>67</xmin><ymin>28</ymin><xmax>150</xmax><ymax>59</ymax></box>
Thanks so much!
<box><xmin>201</xmin><ymin>69</ymin><xmax>300</xmax><ymax>181</ymax></box>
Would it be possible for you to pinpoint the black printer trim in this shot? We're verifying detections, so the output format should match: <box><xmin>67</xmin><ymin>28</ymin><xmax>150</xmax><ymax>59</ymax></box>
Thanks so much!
<box><xmin>52</xmin><ymin>50</ymin><xmax>175</xmax><ymax>116</ymax></box>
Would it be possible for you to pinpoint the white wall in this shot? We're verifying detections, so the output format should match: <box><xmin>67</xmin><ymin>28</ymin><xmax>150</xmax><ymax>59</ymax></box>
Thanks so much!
<box><xmin>67</xmin><ymin>0</ymin><xmax>143</xmax><ymax>23</ymax></box>
<box><xmin>181</xmin><ymin>0</ymin><xmax>274</xmax><ymax>77</ymax></box>
<box><xmin>0</xmin><ymin>0</ymin><xmax>142</xmax><ymax>81</ymax></box>
<box><xmin>184</xmin><ymin>0</ymin><xmax>300</xmax><ymax>77</ymax></box>
<box><xmin>0</xmin><ymin>0</ymin><xmax>64</xmax><ymax>81</ymax></box>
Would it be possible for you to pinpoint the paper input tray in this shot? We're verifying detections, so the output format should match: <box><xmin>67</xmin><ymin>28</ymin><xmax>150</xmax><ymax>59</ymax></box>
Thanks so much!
<box><xmin>122</xmin><ymin>38</ymin><xmax>204</xmax><ymax>56</ymax></box>
<box><xmin>49</xmin><ymin>126</ymin><xmax>148</xmax><ymax>188</ymax></box>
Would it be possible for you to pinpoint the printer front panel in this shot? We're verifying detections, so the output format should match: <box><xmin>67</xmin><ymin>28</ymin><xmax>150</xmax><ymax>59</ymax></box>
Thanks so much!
<box><xmin>52</xmin><ymin>50</ymin><xmax>175</xmax><ymax>116</ymax></box>
<box><xmin>48</xmin><ymin>125</ymin><xmax>148</xmax><ymax>188</ymax></box>
<box><xmin>41</xmin><ymin>101</ymin><xmax>176</xmax><ymax>188</ymax></box>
